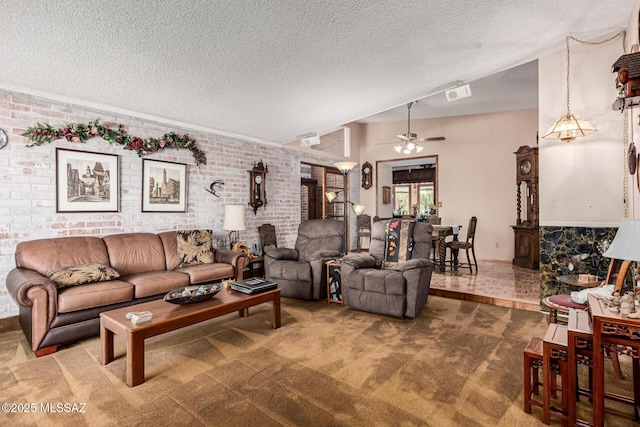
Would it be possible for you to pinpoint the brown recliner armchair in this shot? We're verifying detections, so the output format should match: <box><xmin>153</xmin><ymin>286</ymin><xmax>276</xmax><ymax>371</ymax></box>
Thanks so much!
<box><xmin>264</xmin><ymin>219</ymin><xmax>344</xmax><ymax>300</ymax></box>
<box><xmin>341</xmin><ymin>220</ymin><xmax>434</xmax><ymax>318</ymax></box>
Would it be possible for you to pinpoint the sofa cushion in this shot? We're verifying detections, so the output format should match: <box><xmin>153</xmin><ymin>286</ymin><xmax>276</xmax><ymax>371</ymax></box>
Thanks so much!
<box><xmin>46</xmin><ymin>263</ymin><xmax>120</xmax><ymax>288</ymax></box>
<box><xmin>123</xmin><ymin>270</ymin><xmax>190</xmax><ymax>298</ymax></box>
<box><xmin>350</xmin><ymin>269</ymin><xmax>405</xmax><ymax>296</ymax></box>
<box><xmin>177</xmin><ymin>230</ymin><xmax>215</xmax><ymax>267</ymax></box>
<box><xmin>103</xmin><ymin>233</ymin><xmax>167</xmax><ymax>276</ymax></box>
<box><xmin>176</xmin><ymin>263</ymin><xmax>234</xmax><ymax>284</ymax></box>
<box><xmin>58</xmin><ymin>280</ymin><xmax>134</xmax><ymax>313</ymax></box>
<box><xmin>15</xmin><ymin>236</ymin><xmax>110</xmax><ymax>277</ymax></box>
<box><xmin>383</xmin><ymin>219</ymin><xmax>415</xmax><ymax>270</ymax></box>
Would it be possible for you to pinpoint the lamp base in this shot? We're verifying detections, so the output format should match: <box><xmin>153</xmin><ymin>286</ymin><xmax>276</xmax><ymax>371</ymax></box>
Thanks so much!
<box><xmin>228</xmin><ymin>231</ymin><xmax>239</xmax><ymax>250</ymax></box>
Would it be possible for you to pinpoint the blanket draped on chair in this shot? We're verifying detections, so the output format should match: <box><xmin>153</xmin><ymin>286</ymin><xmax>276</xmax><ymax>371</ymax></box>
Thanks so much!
<box><xmin>383</xmin><ymin>219</ymin><xmax>415</xmax><ymax>270</ymax></box>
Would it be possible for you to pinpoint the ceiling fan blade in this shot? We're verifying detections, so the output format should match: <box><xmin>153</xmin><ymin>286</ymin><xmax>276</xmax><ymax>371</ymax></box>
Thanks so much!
<box><xmin>376</xmin><ymin>141</ymin><xmax>405</xmax><ymax>145</ymax></box>
<box><xmin>419</xmin><ymin>136</ymin><xmax>446</xmax><ymax>141</ymax></box>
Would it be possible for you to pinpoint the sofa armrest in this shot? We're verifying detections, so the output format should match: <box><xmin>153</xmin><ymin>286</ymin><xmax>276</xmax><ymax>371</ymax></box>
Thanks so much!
<box><xmin>307</xmin><ymin>249</ymin><xmax>342</xmax><ymax>262</ymax></box>
<box><xmin>264</xmin><ymin>247</ymin><xmax>298</xmax><ymax>260</ymax></box>
<box><xmin>7</xmin><ymin>268</ymin><xmax>59</xmax><ymax>352</ymax></box>
<box><xmin>342</xmin><ymin>253</ymin><xmax>378</xmax><ymax>269</ymax></box>
<box><xmin>215</xmin><ymin>249</ymin><xmax>247</xmax><ymax>281</ymax></box>
<box><xmin>7</xmin><ymin>268</ymin><xmax>58</xmax><ymax>311</ymax></box>
<box><xmin>399</xmin><ymin>258</ymin><xmax>433</xmax><ymax>272</ymax></box>
<box><xmin>215</xmin><ymin>249</ymin><xmax>246</xmax><ymax>267</ymax></box>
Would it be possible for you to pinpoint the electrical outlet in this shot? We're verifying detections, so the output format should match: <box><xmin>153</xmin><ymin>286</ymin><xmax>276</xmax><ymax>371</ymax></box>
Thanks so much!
<box><xmin>438</xmin><ymin>202</ymin><xmax>442</xmax><ymax>207</ymax></box>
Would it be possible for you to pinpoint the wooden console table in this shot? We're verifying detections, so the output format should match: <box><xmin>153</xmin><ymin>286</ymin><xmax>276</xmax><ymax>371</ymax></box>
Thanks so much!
<box><xmin>588</xmin><ymin>294</ymin><xmax>640</xmax><ymax>426</ymax></box>
<box><xmin>101</xmin><ymin>287</ymin><xmax>281</xmax><ymax>387</ymax></box>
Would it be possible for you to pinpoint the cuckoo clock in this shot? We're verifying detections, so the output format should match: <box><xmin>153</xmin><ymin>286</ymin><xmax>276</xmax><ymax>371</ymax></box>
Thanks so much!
<box><xmin>248</xmin><ymin>160</ymin><xmax>268</xmax><ymax>214</ymax></box>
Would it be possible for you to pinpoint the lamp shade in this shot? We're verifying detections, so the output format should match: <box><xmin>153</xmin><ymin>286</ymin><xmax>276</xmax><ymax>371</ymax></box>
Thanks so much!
<box><xmin>351</xmin><ymin>203</ymin><xmax>365</xmax><ymax>216</ymax></box>
<box><xmin>325</xmin><ymin>191</ymin><xmax>338</xmax><ymax>203</ymax></box>
<box><xmin>333</xmin><ymin>161</ymin><xmax>357</xmax><ymax>173</ymax></box>
<box><xmin>603</xmin><ymin>219</ymin><xmax>640</xmax><ymax>261</ymax></box>
<box><xmin>542</xmin><ymin>113</ymin><xmax>597</xmax><ymax>143</ymax></box>
<box><xmin>223</xmin><ymin>205</ymin><xmax>246</xmax><ymax>231</ymax></box>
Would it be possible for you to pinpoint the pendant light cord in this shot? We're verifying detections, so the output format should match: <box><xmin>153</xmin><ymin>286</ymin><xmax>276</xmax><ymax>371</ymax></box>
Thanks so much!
<box><xmin>567</xmin><ymin>31</ymin><xmax>628</xmax><ymax>216</ymax></box>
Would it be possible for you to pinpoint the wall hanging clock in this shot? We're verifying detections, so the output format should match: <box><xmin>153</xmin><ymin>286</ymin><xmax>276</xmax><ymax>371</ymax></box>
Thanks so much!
<box><xmin>248</xmin><ymin>160</ymin><xmax>268</xmax><ymax>214</ymax></box>
<box><xmin>361</xmin><ymin>161</ymin><xmax>372</xmax><ymax>189</ymax></box>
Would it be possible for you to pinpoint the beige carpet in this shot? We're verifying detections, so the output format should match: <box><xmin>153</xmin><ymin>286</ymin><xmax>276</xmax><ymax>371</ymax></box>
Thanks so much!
<box><xmin>0</xmin><ymin>296</ymin><xmax>637</xmax><ymax>426</ymax></box>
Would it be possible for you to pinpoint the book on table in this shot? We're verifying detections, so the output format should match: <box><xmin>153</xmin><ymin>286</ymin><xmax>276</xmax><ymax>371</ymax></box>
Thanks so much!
<box><xmin>230</xmin><ymin>277</ymin><xmax>278</xmax><ymax>294</ymax></box>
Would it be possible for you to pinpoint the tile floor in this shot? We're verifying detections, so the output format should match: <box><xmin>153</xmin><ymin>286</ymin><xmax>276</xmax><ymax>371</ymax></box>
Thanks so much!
<box><xmin>429</xmin><ymin>260</ymin><xmax>542</xmax><ymax>312</ymax></box>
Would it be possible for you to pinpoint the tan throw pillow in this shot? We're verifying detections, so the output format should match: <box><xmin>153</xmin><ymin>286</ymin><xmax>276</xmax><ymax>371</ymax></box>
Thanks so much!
<box><xmin>177</xmin><ymin>230</ymin><xmax>215</xmax><ymax>267</ymax></box>
<box><xmin>46</xmin><ymin>263</ymin><xmax>120</xmax><ymax>288</ymax></box>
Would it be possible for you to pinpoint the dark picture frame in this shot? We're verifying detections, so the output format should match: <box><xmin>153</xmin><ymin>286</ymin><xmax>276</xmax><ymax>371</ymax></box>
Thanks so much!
<box><xmin>382</xmin><ymin>186</ymin><xmax>391</xmax><ymax>204</ymax></box>
<box><xmin>142</xmin><ymin>159</ymin><xmax>187</xmax><ymax>212</ymax></box>
<box><xmin>56</xmin><ymin>148</ymin><xmax>120</xmax><ymax>213</ymax></box>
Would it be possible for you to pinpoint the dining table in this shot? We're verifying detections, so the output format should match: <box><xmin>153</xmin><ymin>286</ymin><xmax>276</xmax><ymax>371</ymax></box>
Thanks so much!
<box><xmin>588</xmin><ymin>293</ymin><xmax>640</xmax><ymax>426</ymax></box>
<box><xmin>431</xmin><ymin>224</ymin><xmax>462</xmax><ymax>272</ymax></box>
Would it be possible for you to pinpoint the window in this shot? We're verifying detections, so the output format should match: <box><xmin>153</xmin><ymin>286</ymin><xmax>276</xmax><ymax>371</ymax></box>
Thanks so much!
<box><xmin>418</xmin><ymin>184</ymin><xmax>435</xmax><ymax>214</ymax></box>
<box><xmin>394</xmin><ymin>185</ymin><xmax>410</xmax><ymax>215</ymax></box>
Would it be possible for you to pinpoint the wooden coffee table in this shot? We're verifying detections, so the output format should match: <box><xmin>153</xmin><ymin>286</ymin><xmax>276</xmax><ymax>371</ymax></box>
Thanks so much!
<box><xmin>100</xmin><ymin>287</ymin><xmax>281</xmax><ymax>387</ymax></box>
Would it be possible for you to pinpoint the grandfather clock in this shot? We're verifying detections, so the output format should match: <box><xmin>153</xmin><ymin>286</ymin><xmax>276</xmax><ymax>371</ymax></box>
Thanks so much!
<box><xmin>512</xmin><ymin>145</ymin><xmax>539</xmax><ymax>269</ymax></box>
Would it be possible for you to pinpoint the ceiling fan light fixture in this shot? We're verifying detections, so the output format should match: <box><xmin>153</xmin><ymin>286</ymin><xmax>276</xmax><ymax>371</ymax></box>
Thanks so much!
<box><xmin>394</xmin><ymin>145</ymin><xmax>403</xmax><ymax>153</ymax></box>
<box><xmin>415</xmin><ymin>145</ymin><xmax>424</xmax><ymax>153</ymax></box>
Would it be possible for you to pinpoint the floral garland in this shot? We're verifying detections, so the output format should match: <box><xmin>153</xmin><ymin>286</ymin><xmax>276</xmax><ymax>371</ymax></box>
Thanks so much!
<box><xmin>22</xmin><ymin>120</ymin><xmax>207</xmax><ymax>166</ymax></box>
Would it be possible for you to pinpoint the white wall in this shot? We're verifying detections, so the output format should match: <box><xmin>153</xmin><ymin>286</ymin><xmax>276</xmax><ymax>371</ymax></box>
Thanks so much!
<box><xmin>357</xmin><ymin>109</ymin><xmax>539</xmax><ymax>261</ymax></box>
<box><xmin>539</xmin><ymin>31</ymin><xmax>631</xmax><ymax>226</ymax></box>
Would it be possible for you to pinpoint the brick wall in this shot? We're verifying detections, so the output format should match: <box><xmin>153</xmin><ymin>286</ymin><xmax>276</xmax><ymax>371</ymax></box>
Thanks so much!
<box><xmin>0</xmin><ymin>90</ymin><xmax>346</xmax><ymax>319</ymax></box>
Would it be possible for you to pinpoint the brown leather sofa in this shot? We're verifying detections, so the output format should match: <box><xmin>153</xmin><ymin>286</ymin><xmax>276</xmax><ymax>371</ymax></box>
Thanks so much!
<box><xmin>6</xmin><ymin>231</ymin><xmax>246</xmax><ymax>356</ymax></box>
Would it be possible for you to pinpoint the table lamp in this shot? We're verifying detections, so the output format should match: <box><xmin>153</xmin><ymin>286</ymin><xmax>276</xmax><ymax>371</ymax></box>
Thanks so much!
<box><xmin>602</xmin><ymin>219</ymin><xmax>640</xmax><ymax>292</ymax></box>
<box><xmin>223</xmin><ymin>204</ymin><xmax>246</xmax><ymax>249</ymax></box>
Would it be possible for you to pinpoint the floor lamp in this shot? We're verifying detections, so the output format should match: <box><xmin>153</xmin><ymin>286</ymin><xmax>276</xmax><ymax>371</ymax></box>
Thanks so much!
<box><xmin>332</xmin><ymin>161</ymin><xmax>358</xmax><ymax>254</ymax></box>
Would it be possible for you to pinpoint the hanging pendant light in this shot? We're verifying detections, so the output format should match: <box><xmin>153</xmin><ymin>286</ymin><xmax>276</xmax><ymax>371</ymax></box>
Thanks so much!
<box><xmin>543</xmin><ymin>35</ymin><xmax>597</xmax><ymax>143</ymax></box>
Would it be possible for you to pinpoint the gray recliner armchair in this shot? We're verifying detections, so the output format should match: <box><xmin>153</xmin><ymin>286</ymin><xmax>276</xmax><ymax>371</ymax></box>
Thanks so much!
<box><xmin>341</xmin><ymin>220</ymin><xmax>434</xmax><ymax>318</ymax></box>
<box><xmin>264</xmin><ymin>219</ymin><xmax>344</xmax><ymax>300</ymax></box>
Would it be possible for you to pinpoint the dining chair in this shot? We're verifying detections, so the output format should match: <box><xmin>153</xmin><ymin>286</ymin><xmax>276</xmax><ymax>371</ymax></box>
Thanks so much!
<box><xmin>446</xmin><ymin>216</ymin><xmax>478</xmax><ymax>273</ymax></box>
<box><xmin>258</xmin><ymin>223</ymin><xmax>277</xmax><ymax>253</ymax></box>
<box><xmin>427</xmin><ymin>215</ymin><xmax>442</xmax><ymax>263</ymax></box>
<box><xmin>356</xmin><ymin>214</ymin><xmax>371</xmax><ymax>252</ymax></box>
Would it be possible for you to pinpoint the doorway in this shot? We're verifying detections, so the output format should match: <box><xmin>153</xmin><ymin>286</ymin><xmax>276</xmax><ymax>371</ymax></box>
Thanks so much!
<box><xmin>376</xmin><ymin>155</ymin><xmax>438</xmax><ymax>218</ymax></box>
<box><xmin>301</xmin><ymin>178</ymin><xmax>318</xmax><ymax>220</ymax></box>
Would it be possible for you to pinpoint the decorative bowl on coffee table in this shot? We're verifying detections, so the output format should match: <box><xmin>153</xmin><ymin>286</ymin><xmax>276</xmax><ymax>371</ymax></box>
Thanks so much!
<box><xmin>164</xmin><ymin>282</ymin><xmax>224</xmax><ymax>305</ymax></box>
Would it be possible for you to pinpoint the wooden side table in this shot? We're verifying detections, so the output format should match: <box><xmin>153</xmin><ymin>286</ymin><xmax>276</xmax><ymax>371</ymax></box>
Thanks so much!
<box><xmin>244</xmin><ymin>256</ymin><xmax>264</xmax><ymax>279</ymax></box>
<box><xmin>543</xmin><ymin>323</ymin><xmax>569</xmax><ymax>425</ymax></box>
<box><xmin>326</xmin><ymin>261</ymin><xmax>343</xmax><ymax>305</ymax></box>
<box><xmin>567</xmin><ymin>308</ymin><xmax>594</xmax><ymax>427</ymax></box>
<box><xmin>556</xmin><ymin>274</ymin><xmax>601</xmax><ymax>288</ymax></box>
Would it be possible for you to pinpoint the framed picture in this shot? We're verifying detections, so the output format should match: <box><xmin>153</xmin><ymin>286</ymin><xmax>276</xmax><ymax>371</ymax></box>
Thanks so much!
<box><xmin>142</xmin><ymin>159</ymin><xmax>187</xmax><ymax>212</ymax></box>
<box><xmin>56</xmin><ymin>148</ymin><xmax>119</xmax><ymax>213</ymax></box>
<box><xmin>382</xmin><ymin>186</ymin><xmax>391</xmax><ymax>204</ymax></box>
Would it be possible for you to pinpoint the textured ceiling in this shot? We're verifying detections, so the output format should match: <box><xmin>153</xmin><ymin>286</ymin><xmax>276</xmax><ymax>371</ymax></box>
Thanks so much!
<box><xmin>0</xmin><ymin>1</ymin><xmax>635</xmax><ymax>144</ymax></box>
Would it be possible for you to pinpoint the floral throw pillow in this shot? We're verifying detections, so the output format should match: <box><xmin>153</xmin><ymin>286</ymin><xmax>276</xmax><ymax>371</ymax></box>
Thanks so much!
<box><xmin>177</xmin><ymin>230</ymin><xmax>215</xmax><ymax>267</ymax></box>
<box><xmin>46</xmin><ymin>263</ymin><xmax>120</xmax><ymax>288</ymax></box>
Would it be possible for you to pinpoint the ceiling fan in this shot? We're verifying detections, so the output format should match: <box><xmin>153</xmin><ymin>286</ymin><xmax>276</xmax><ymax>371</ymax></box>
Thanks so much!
<box><xmin>377</xmin><ymin>101</ymin><xmax>445</xmax><ymax>154</ymax></box>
